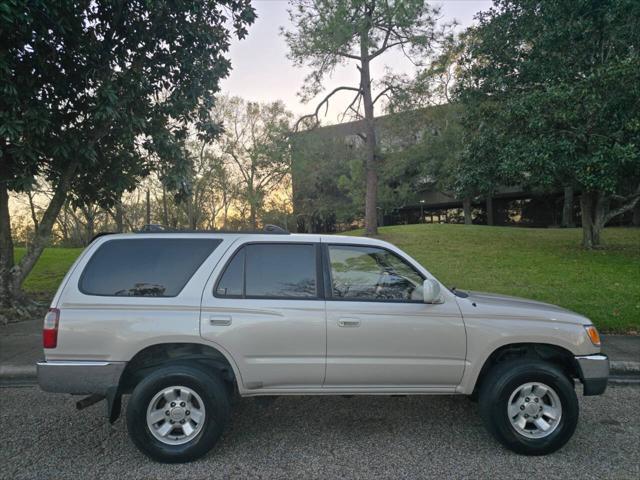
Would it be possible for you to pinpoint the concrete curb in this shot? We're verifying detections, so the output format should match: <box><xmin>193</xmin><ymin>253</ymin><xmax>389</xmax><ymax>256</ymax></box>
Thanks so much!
<box><xmin>0</xmin><ymin>364</ymin><xmax>37</xmax><ymax>380</ymax></box>
<box><xmin>610</xmin><ymin>360</ymin><xmax>640</xmax><ymax>375</ymax></box>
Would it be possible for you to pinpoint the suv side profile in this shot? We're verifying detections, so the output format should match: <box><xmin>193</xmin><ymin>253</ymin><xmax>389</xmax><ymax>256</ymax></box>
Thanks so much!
<box><xmin>37</xmin><ymin>231</ymin><xmax>609</xmax><ymax>463</ymax></box>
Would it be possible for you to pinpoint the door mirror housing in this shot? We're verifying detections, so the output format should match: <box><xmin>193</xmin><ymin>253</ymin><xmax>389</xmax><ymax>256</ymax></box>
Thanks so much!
<box><xmin>423</xmin><ymin>278</ymin><xmax>442</xmax><ymax>304</ymax></box>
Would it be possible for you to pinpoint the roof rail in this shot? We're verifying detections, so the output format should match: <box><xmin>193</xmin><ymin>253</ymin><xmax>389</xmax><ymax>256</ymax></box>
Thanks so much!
<box><xmin>263</xmin><ymin>224</ymin><xmax>289</xmax><ymax>234</ymax></box>
<box><xmin>131</xmin><ymin>224</ymin><xmax>290</xmax><ymax>235</ymax></box>
<box><xmin>89</xmin><ymin>231</ymin><xmax>117</xmax><ymax>243</ymax></box>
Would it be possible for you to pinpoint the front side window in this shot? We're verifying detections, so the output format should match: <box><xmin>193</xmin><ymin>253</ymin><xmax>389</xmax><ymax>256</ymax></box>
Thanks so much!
<box><xmin>328</xmin><ymin>245</ymin><xmax>423</xmax><ymax>301</ymax></box>
<box><xmin>80</xmin><ymin>238</ymin><xmax>221</xmax><ymax>297</ymax></box>
<box><xmin>215</xmin><ymin>243</ymin><xmax>317</xmax><ymax>299</ymax></box>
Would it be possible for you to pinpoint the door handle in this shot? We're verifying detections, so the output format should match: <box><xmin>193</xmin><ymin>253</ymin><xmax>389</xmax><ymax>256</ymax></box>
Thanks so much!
<box><xmin>337</xmin><ymin>318</ymin><xmax>361</xmax><ymax>328</ymax></box>
<box><xmin>209</xmin><ymin>315</ymin><xmax>232</xmax><ymax>326</ymax></box>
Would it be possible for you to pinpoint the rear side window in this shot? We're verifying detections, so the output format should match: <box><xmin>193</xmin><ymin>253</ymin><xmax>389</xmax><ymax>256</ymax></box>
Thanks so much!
<box><xmin>80</xmin><ymin>238</ymin><xmax>221</xmax><ymax>297</ymax></box>
<box><xmin>215</xmin><ymin>243</ymin><xmax>317</xmax><ymax>299</ymax></box>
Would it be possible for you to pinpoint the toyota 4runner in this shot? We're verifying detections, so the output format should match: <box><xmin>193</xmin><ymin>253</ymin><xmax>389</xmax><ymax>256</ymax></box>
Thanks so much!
<box><xmin>37</xmin><ymin>229</ymin><xmax>609</xmax><ymax>462</ymax></box>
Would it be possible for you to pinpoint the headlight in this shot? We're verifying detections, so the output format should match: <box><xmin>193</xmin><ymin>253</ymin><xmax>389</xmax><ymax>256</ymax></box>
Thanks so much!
<box><xmin>585</xmin><ymin>325</ymin><xmax>601</xmax><ymax>346</ymax></box>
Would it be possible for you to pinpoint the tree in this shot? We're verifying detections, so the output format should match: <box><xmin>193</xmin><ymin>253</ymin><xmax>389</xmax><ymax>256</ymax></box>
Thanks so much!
<box><xmin>0</xmin><ymin>1</ymin><xmax>256</xmax><ymax>311</ymax></box>
<box><xmin>212</xmin><ymin>96</ymin><xmax>292</xmax><ymax>229</ymax></box>
<box><xmin>283</xmin><ymin>0</ymin><xmax>448</xmax><ymax>235</ymax></box>
<box><xmin>454</xmin><ymin>0</ymin><xmax>640</xmax><ymax>247</ymax></box>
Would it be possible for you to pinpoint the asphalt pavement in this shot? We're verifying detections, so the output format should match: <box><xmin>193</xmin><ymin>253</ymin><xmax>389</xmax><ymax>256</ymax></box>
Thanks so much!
<box><xmin>1</xmin><ymin>384</ymin><xmax>638</xmax><ymax>480</ymax></box>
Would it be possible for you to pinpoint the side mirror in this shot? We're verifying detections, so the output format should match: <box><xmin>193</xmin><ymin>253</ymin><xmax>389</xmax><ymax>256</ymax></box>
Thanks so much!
<box><xmin>423</xmin><ymin>278</ymin><xmax>442</xmax><ymax>304</ymax></box>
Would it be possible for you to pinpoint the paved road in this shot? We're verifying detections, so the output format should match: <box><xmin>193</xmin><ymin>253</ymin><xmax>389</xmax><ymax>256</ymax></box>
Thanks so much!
<box><xmin>1</xmin><ymin>385</ymin><xmax>639</xmax><ymax>480</ymax></box>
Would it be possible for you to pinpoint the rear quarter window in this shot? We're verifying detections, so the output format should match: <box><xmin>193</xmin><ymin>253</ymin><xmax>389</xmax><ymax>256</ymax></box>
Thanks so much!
<box><xmin>79</xmin><ymin>238</ymin><xmax>221</xmax><ymax>297</ymax></box>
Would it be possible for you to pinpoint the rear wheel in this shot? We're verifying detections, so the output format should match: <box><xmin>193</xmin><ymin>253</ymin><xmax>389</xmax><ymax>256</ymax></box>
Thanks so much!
<box><xmin>126</xmin><ymin>364</ymin><xmax>230</xmax><ymax>463</ymax></box>
<box><xmin>479</xmin><ymin>359</ymin><xmax>578</xmax><ymax>455</ymax></box>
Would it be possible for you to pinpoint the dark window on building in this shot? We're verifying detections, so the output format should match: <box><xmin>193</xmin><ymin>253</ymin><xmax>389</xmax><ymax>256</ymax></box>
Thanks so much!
<box><xmin>80</xmin><ymin>238</ymin><xmax>220</xmax><ymax>297</ymax></box>
<box><xmin>328</xmin><ymin>245</ymin><xmax>423</xmax><ymax>301</ymax></box>
<box><xmin>215</xmin><ymin>243</ymin><xmax>317</xmax><ymax>299</ymax></box>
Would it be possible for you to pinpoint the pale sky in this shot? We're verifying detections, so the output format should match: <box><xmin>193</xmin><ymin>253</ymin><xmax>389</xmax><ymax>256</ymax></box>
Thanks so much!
<box><xmin>221</xmin><ymin>0</ymin><xmax>493</xmax><ymax>124</ymax></box>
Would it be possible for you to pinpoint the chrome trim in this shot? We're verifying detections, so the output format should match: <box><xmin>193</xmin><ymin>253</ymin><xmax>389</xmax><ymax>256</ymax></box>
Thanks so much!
<box><xmin>38</xmin><ymin>361</ymin><xmax>111</xmax><ymax>367</ymax></box>
<box><xmin>37</xmin><ymin>360</ymin><xmax>126</xmax><ymax>395</ymax></box>
<box><xmin>575</xmin><ymin>354</ymin><xmax>609</xmax><ymax>380</ymax></box>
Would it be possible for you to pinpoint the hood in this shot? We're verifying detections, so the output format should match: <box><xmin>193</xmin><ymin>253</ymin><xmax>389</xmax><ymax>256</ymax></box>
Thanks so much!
<box><xmin>458</xmin><ymin>290</ymin><xmax>591</xmax><ymax>325</ymax></box>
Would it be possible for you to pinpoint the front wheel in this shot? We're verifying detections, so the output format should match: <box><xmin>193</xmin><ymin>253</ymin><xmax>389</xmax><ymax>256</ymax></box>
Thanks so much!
<box><xmin>479</xmin><ymin>359</ymin><xmax>579</xmax><ymax>455</ymax></box>
<box><xmin>126</xmin><ymin>364</ymin><xmax>231</xmax><ymax>463</ymax></box>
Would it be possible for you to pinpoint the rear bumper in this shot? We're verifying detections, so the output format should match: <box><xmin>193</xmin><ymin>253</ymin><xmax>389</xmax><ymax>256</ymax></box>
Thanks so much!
<box><xmin>575</xmin><ymin>354</ymin><xmax>609</xmax><ymax>396</ymax></box>
<box><xmin>37</xmin><ymin>361</ymin><xmax>126</xmax><ymax>395</ymax></box>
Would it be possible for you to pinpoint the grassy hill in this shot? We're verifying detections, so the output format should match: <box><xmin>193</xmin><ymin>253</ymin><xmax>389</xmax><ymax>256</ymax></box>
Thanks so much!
<box><xmin>16</xmin><ymin>225</ymin><xmax>640</xmax><ymax>332</ymax></box>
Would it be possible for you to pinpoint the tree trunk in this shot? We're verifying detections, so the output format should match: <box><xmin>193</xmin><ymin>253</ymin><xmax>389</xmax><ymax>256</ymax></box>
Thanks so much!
<box><xmin>561</xmin><ymin>186</ymin><xmax>575</xmax><ymax>228</ymax></box>
<box><xmin>580</xmin><ymin>192</ymin><xmax>606</xmax><ymax>249</ymax></box>
<box><xmin>0</xmin><ymin>180</ymin><xmax>15</xmax><ymax>308</ymax></box>
<box><xmin>486</xmin><ymin>196</ymin><xmax>494</xmax><ymax>226</ymax></box>
<box><xmin>12</xmin><ymin>162</ymin><xmax>77</xmax><ymax>295</ymax></box>
<box><xmin>161</xmin><ymin>186</ymin><xmax>169</xmax><ymax>227</ymax></box>
<box><xmin>249</xmin><ymin>203</ymin><xmax>257</xmax><ymax>229</ymax></box>
<box><xmin>360</xmin><ymin>32</ymin><xmax>378</xmax><ymax>236</ymax></box>
<box><xmin>633</xmin><ymin>202</ymin><xmax>640</xmax><ymax>227</ymax></box>
<box><xmin>145</xmin><ymin>189</ymin><xmax>151</xmax><ymax>226</ymax></box>
<box><xmin>463</xmin><ymin>197</ymin><xmax>472</xmax><ymax>225</ymax></box>
<box><xmin>114</xmin><ymin>199</ymin><xmax>124</xmax><ymax>233</ymax></box>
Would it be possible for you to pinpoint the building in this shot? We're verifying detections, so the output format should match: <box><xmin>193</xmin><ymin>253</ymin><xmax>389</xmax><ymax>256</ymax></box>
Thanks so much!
<box><xmin>290</xmin><ymin>105</ymin><xmax>580</xmax><ymax>233</ymax></box>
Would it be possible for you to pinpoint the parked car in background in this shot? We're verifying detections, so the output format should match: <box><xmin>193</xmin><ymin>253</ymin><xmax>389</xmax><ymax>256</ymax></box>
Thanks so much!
<box><xmin>37</xmin><ymin>229</ymin><xmax>608</xmax><ymax>462</ymax></box>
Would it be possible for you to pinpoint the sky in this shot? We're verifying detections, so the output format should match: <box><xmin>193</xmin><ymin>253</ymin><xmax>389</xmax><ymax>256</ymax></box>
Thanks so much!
<box><xmin>221</xmin><ymin>0</ymin><xmax>493</xmax><ymax>124</ymax></box>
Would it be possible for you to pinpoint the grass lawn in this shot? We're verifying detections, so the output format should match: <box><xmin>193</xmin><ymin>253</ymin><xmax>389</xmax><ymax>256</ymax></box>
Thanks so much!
<box><xmin>15</xmin><ymin>247</ymin><xmax>84</xmax><ymax>301</ymax></box>
<box><xmin>15</xmin><ymin>225</ymin><xmax>640</xmax><ymax>332</ymax></box>
<box><xmin>345</xmin><ymin>225</ymin><xmax>639</xmax><ymax>333</ymax></box>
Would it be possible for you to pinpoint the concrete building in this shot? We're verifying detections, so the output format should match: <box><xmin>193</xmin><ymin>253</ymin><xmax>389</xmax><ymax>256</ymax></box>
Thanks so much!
<box><xmin>290</xmin><ymin>105</ymin><xmax>583</xmax><ymax>233</ymax></box>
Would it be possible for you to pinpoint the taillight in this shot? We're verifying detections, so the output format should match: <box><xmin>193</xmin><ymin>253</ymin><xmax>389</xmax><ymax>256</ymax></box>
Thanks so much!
<box><xmin>43</xmin><ymin>308</ymin><xmax>60</xmax><ymax>349</ymax></box>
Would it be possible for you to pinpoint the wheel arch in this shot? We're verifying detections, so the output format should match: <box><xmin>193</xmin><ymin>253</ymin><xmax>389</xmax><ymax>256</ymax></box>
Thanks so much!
<box><xmin>468</xmin><ymin>342</ymin><xmax>580</xmax><ymax>398</ymax></box>
<box><xmin>118</xmin><ymin>342</ymin><xmax>241</xmax><ymax>395</ymax></box>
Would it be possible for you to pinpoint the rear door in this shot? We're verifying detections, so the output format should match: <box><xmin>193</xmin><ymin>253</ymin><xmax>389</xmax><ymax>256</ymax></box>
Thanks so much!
<box><xmin>200</xmin><ymin>240</ymin><xmax>326</xmax><ymax>390</ymax></box>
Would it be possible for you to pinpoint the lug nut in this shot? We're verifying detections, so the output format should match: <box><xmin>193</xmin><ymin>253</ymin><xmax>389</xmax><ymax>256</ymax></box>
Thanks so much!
<box><xmin>165</xmin><ymin>410</ymin><xmax>170</xmax><ymax>416</ymax></box>
<box><xmin>525</xmin><ymin>397</ymin><xmax>530</xmax><ymax>402</ymax></box>
<box><xmin>534</xmin><ymin>415</ymin><xmax>538</xmax><ymax>419</ymax></box>
<box><xmin>520</xmin><ymin>405</ymin><xmax>525</xmax><ymax>410</ymax></box>
<box><xmin>185</xmin><ymin>410</ymin><xmax>190</xmax><ymax>415</ymax></box>
<box><xmin>180</xmin><ymin>402</ymin><xmax>186</xmax><ymax>407</ymax></box>
<box><xmin>170</xmin><ymin>420</ymin><xmax>175</xmax><ymax>424</ymax></box>
<box><xmin>180</xmin><ymin>419</ymin><xmax>185</xmax><ymax>424</ymax></box>
<box><xmin>539</xmin><ymin>406</ymin><xmax>543</xmax><ymax>411</ymax></box>
<box><xmin>524</xmin><ymin>414</ymin><xmax>529</xmax><ymax>418</ymax></box>
<box><xmin>534</xmin><ymin>398</ymin><xmax>539</xmax><ymax>403</ymax></box>
<box><xmin>170</xmin><ymin>402</ymin><xmax>176</xmax><ymax>407</ymax></box>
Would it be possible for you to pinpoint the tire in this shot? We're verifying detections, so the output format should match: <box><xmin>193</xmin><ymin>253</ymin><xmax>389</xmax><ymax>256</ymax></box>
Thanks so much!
<box><xmin>479</xmin><ymin>359</ymin><xmax>578</xmax><ymax>455</ymax></box>
<box><xmin>126</xmin><ymin>364</ymin><xmax>231</xmax><ymax>463</ymax></box>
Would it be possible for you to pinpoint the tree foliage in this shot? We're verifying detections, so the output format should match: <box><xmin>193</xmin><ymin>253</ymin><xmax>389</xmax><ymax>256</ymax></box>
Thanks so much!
<box><xmin>0</xmin><ymin>0</ymin><xmax>255</xmax><ymax>309</ymax></box>
<box><xmin>454</xmin><ymin>0</ymin><xmax>640</xmax><ymax>247</ymax></box>
<box><xmin>283</xmin><ymin>0</ymin><xmax>447</xmax><ymax>234</ymax></box>
<box><xmin>211</xmin><ymin>96</ymin><xmax>292</xmax><ymax>229</ymax></box>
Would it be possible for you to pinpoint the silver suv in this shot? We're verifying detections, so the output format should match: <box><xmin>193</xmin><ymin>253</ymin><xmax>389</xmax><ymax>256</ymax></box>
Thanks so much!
<box><xmin>37</xmin><ymin>230</ymin><xmax>609</xmax><ymax>462</ymax></box>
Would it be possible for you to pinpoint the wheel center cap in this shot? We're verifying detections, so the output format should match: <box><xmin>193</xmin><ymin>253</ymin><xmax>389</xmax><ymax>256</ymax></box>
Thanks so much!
<box><xmin>170</xmin><ymin>407</ymin><xmax>185</xmax><ymax>421</ymax></box>
<box><xmin>525</xmin><ymin>403</ymin><xmax>538</xmax><ymax>416</ymax></box>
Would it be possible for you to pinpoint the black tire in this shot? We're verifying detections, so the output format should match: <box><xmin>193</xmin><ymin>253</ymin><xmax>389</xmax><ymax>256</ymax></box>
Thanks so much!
<box><xmin>478</xmin><ymin>359</ymin><xmax>578</xmax><ymax>455</ymax></box>
<box><xmin>126</xmin><ymin>364</ymin><xmax>231</xmax><ymax>463</ymax></box>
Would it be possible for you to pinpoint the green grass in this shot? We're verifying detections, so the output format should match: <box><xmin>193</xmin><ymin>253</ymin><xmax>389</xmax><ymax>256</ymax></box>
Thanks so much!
<box><xmin>14</xmin><ymin>225</ymin><xmax>640</xmax><ymax>332</ymax></box>
<box><xmin>345</xmin><ymin>225</ymin><xmax>640</xmax><ymax>333</ymax></box>
<box><xmin>15</xmin><ymin>247</ymin><xmax>83</xmax><ymax>300</ymax></box>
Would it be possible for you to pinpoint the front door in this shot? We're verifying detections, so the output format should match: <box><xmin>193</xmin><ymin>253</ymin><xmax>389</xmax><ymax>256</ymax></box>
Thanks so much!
<box><xmin>323</xmin><ymin>244</ymin><xmax>466</xmax><ymax>389</ymax></box>
<box><xmin>200</xmin><ymin>241</ymin><xmax>326</xmax><ymax>390</ymax></box>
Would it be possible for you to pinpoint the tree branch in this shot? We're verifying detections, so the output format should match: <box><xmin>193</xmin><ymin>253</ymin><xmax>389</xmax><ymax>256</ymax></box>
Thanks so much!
<box><xmin>604</xmin><ymin>184</ymin><xmax>640</xmax><ymax>224</ymax></box>
<box><xmin>294</xmin><ymin>86</ymin><xmax>362</xmax><ymax>131</ymax></box>
<box><xmin>372</xmin><ymin>85</ymin><xmax>394</xmax><ymax>105</ymax></box>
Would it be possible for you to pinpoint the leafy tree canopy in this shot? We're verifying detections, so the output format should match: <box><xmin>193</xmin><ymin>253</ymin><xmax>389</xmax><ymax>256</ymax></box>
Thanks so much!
<box><xmin>0</xmin><ymin>0</ymin><xmax>255</xmax><ymax>306</ymax></box>
<box><xmin>454</xmin><ymin>0</ymin><xmax>640</xmax><ymax>247</ymax></box>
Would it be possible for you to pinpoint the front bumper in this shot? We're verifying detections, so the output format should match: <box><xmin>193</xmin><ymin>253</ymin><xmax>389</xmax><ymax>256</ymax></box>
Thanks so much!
<box><xmin>575</xmin><ymin>354</ymin><xmax>609</xmax><ymax>396</ymax></box>
<box><xmin>37</xmin><ymin>361</ymin><xmax>126</xmax><ymax>395</ymax></box>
